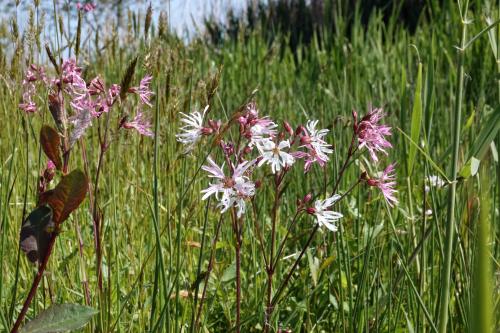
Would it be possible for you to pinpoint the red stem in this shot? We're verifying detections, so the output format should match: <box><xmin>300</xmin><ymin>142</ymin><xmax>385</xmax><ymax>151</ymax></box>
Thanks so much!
<box><xmin>11</xmin><ymin>234</ymin><xmax>57</xmax><ymax>333</ymax></box>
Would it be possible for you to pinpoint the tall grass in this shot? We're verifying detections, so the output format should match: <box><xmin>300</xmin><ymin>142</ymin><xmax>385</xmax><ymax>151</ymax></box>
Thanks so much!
<box><xmin>0</xmin><ymin>0</ymin><xmax>498</xmax><ymax>332</ymax></box>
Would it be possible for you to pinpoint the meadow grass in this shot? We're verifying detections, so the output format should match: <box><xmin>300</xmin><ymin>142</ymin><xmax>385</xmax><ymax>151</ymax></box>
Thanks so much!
<box><xmin>0</xmin><ymin>1</ymin><xmax>499</xmax><ymax>332</ymax></box>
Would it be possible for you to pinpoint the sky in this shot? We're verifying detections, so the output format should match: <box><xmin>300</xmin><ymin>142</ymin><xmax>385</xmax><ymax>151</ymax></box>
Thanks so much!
<box><xmin>4</xmin><ymin>0</ymin><xmax>252</xmax><ymax>40</ymax></box>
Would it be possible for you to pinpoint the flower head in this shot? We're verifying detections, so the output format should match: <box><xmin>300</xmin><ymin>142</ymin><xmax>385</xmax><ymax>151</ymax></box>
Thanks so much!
<box><xmin>367</xmin><ymin>163</ymin><xmax>398</xmax><ymax>207</ymax></box>
<box><xmin>239</xmin><ymin>102</ymin><xmax>277</xmax><ymax>145</ymax></box>
<box><xmin>308</xmin><ymin>194</ymin><xmax>343</xmax><ymax>232</ymax></box>
<box><xmin>201</xmin><ymin>157</ymin><xmax>256</xmax><ymax>217</ymax></box>
<box><xmin>77</xmin><ymin>2</ymin><xmax>96</xmax><ymax>12</ymax></box>
<box><xmin>129</xmin><ymin>74</ymin><xmax>154</xmax><ymax>107</ymax></box>
<box><xmin>19</xmin><ymin>65</ymin><xmax>46</xmax><ymax>113</ymax></box>
<box><xmin>122</xmin><ymin>112</ymin><xmax>154</xmax><ymax>137</ymax></box>
<box><xmin>257</xmin><ymin>139</ymin><xmax>295</xmax><ymax>174</ymax></box>
<box><xmin>176</xmin><ymin>106</ymin><xmax>209</xmax><ymax>151</ymax></box>
<box><xmin>356</xmin><ymin>107</ymin><xmax>392</xmax><ymax>162</ymax></box>
<box><xmin>294</xmin><ymin>120</ymin><xmax>333</xmax><ymax>172</ymax></box>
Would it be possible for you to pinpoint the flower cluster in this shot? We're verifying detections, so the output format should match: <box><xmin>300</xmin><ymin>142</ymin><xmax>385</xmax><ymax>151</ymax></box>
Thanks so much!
<box><xmin>177</xmin><ymin>102</ymin><xmax>345</xmax><ymax>229</ymax></box>
<box><xmin>177</xmin><ymin>102</ymin><xmax>398</xmax><ymax>230</ymax></box>
<box><xmin>76</xmin><ymin>2</ymin><xmax>96</xmax><ymax>12</ymax></box>
<box><xmin>19</xmin><ymin>59</ymin><xmax>154</xmax><ymax>144</ymax></box>
<box><xmin>19</xmin><ymin>65</ymin><xmax>46</xmax><ymax>113</ymax></box>
<box><xmin>353</xmin><ymin>106</ymin><xmax>397</xmax><ymax>206</ymax></box>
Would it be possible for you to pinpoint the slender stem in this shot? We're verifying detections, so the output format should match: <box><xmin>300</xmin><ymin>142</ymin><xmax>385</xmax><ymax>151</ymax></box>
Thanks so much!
<box><xmin>250</xmin><ymin>201</ymin><xmax>269</xmax><ymax>268</ymax></box>
<box><xmin>269</xmin><ymin>147</ymin><xmax>361</xmax><ymax>313</ymax></box>
<box><xmin>11</xmin><ymin>233</ymin><xmax>57</xmax><ymax>333</ymax></box>
<box><xmin>273</xmin><ymin>210</ymin><xmax>302</xmax><ymax>270</ymax></box>
<box><xmin>235</xmin><ymin>232</ymin><xmax>241</xmax><ymax>333</ymax></box>
<box><xmin>232</xmin><ymin>210</ymin><xmax>242</xmax><ymax>333</ymax></box>
<box><xmin>194</xmin><ymin>216</ymin><xmax>223</xmax><ymax>331</ymax></box>
<box><xmin>437</xmin><ymin>5</ymin><xmax>468</xmax><ymax>332</ymax></box>
<box><xmin>271</xmin><ymin>224</ymin><xmax>319</xmax><ymax>308</ymax></box>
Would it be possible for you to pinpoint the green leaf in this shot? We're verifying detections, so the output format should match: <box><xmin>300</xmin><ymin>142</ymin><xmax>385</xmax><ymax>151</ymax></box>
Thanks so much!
<box><xmin>466</xmin><ymin>106</ymin><xmax>500</xmax><ymax>162</ymax></box>
<box><xmin>40</xmin><ymin>125</ymin><xmax>62</xmax><ymax>171</ymax></box>
<box><xmin>408</xmin><ymin>62</ymin><xmax>423</xmax><ymax>175</ymax></box>
<box><xmin>20</xmin><ymin>304</ymin><xmax>97</xmax><ymax>333</ymax></box>
<box><xmin>459</xmin><ymin>157</ymin><xmax>480</xmax><ymax>179</ymax></box>
<box><xmin>221</xmin><ymin>263</ymin><xmax>236</xmax><ymax>282</ymax></box>
<box><xmin>397</xmin><ymin>128</ymin><xmax>450</xmax><ymax>183</ymax></box>
<box><xmin>38</xmin><ymin>170</ymin><xmax>88</xmax><ymax>224</ymax></box>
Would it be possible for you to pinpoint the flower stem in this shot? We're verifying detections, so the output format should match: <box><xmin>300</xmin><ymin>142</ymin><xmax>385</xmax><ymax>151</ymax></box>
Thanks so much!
<box><xmin>194</xmin><ymin>216</ymin><xmax>223</xmax><ymax>331</ymax></box>
<box><xmin>437</xmin><ymin>4</ymin><xmax>468</xmax><ymax>332</ymax></box>
<box><xmin>11</xmin><ymin>234</ymin><xmax>57</xmax><ymax>333</ymax></box>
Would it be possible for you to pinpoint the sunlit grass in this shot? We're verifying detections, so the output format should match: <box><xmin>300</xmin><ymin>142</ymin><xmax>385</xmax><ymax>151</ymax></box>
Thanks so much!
<box><xmin>0</xmin><ymin>1</ymin><xmax>499</xmax><ymax>332</ymax></box>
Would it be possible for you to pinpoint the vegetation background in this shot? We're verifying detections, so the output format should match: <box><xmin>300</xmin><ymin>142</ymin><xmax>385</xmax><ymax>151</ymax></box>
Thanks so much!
<box><xmin>0</xmin><ymin>0</ymin><xmax>498</xmax><ymax>332</ymax></box>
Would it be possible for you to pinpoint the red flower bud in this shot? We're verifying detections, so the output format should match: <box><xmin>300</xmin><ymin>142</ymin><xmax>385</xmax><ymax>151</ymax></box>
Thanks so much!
<box><xmin>284</xmin><ymin>121</ymin><xmax>293</xmax><ymax>135</ymax></box>
<box><xmin>306</xmin><ymin>207</ymin><xmax>316</xmax><ymax>215</ymax></box>
<box><xmin>201</xmin><ymin>127</ymin><xmax>213</xmax><ymax>135</ymax></box>
<box><xmin>300</xmin><ymin>135</ymin><xmax>312</xmax><ymax>145</ymax></box>
<box><xmin>303</xmin><ymin>193</ymin><xmax>312</xmax><ymax>203</ymax></box>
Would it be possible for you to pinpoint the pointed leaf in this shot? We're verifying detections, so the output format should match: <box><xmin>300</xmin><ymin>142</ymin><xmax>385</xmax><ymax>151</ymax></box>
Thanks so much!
<box><xmin>20</xmin><ymin>304</ymin><xmax>97</xmax><ymax>333</ymax></box>
<box><xmin>38</xmin><ymin>170</ymin><xmax>88</xmax><ymax>224</ymax></box>
<box><xmin>408</xmin><ymin>63</ymin><xmax>423</xmax><ymax>175</ymax></box>
<box><xmin>40</xmin><ymin>125</ymin><xmax>62</xmax><ymax>171</ymax></box>
<box><xmin>466</xmin><ymin>105</ymin><xmax>500</xmax><ymax>161</ymax></box>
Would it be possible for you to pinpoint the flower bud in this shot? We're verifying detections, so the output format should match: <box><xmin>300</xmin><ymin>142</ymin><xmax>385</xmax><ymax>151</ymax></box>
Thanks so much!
<box><xmin>303</xmin><ymin>193</ymin><xmax>312</xmax><ymax>203</ymax></box>
<box><xmin>243</xmin><ymin>146</ymin><xmax>252</xmax><ymax>155</ymax></box>
<box><xmin>300</xmin><ymin>135</ymin><xmax>311</xmax><ymax>145</ymax></box>
<box><xmin>283</xmin><ymin>121</ymin><xmax>293</xmax><ymax>135</ymax></box>
<box><xmin>201</xmin><ymin>127</ymin><xmax>213</xmax><ymax>135</ymax></box>
<box><xmin>238</xmin><ymin>116</ymin><xmax>247</xmax><ymax>125</ymax></box>
<box><xmin>306</xmin><ymin>207</ymin><xmax>316</xmax><ymax>215</ymax></box>
<box><xmin>366</xmin><ymin>179</ymin><xmax>378</xmax><ymax>187</ymax></box>
<box><xmin>295</xmin><ymin>125</ymin><xmax>305</xmax><ymax>136</ymax></box>
<box><xmin>352</xmin><ymin>109</ymin><xmax>358</xmax><ymax>132</ymax></box>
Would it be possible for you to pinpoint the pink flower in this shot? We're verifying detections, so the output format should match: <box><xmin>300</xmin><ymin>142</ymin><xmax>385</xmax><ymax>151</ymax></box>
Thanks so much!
<box><xmin>238</xmin><ymin>102</ymin><xmax>277</xmax><ymax>145</ymax></box>
<box><xmin>129</xmin><ymin>75</ymin><xmax>154</xmax><ymax>107</ymax></box>
<box><xmin>77</xmin><ymin>2</ymin><xmax>96</xmax><ymax>12</ymax></box>
<box><xmin>19</xmin><ymin>65</ymin><xmax>46</xmax><ymax>113</ymax></box>
<box><xmin>367</xmin><ymin>164</ymin><xmax>398</xmax><ymax>207</ymax></box>
<box><xmin>122</xmin><ymin>112</ymin><xmax>154</xmax><ymax>137</ymax></box>
<box><xmin>47</xmin><ymin>160</ymin><xmax>56</xmax><ymax>170</ymax></box>
<box><xmin>201</xmin><ymin>157</ymin><xmax>256</xmax><ymax>217</ymax></box>
<box><xmin>294</xmin><ymin>120</ymin><xmax>333</xmax><ymax>172</ymax></box>
<box><xmin>355</xmin><ymin>107</ymin><xmax>392</xmax><ymax>162</ymax></box>
<box><xmin>19</xmin><ymin>101</ymin><xmax>37</xmax><ymax>113</ymax></box>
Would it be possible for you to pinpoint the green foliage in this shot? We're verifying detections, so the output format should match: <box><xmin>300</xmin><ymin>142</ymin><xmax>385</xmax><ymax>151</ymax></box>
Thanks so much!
<box><xmin>20</xmin><ymin>304</ymin><xmax>97</xmax><ymax>333</ymax></box>
<box><xmin>0</xmin><ymin>1</ymin><xmax>498</xmax><ymax>332</ymax></box>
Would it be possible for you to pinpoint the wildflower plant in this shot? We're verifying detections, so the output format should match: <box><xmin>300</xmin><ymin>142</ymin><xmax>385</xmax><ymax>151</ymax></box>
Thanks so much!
<box><xmin>13</xmin><ymin>50</ymin><xmax>153</xmax><ymax>333</ymax></box>
<box><xmin>178</xmin><ymin>100</ymin><xmax>397</xmax><ymax>332</ymax></box>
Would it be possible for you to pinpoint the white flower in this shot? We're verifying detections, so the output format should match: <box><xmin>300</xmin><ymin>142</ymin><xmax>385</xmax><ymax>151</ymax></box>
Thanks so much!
<box><xmin>429</xmin><ymin>175</ymin><xmax>445</xmax><ymax>187</ymax></box>
<box><xmin>303</xmin><ymin>120</ymin><xmax>333</xmax><ymax>163</ymax></box>
<box><xmin>256</xmin><ymin>139</ymin><xmax>295</xmax><ymax>174</ymax></box>
<box><xmin>312</xmin><ymin>194</ymin><xmax>343</xmax><ymax>232</ymax></box>
<box><xmin>306</xmin><ymin>120</ymin><xmax>330</xmax><ymax>145</ymax></box>
<box><xmin>176</xmin><ymin>105</ymin><xmax>208</xmax><ymax>151</ymax></box>
<box><xmin>249</xmin><ymin>118</ymin><xmax>278</xmax><ymax>146</ymax></box>
<box><xmin>201</xmin><ymin>157</ymin><xmax>256</xmax><ymax>217</ymax></box>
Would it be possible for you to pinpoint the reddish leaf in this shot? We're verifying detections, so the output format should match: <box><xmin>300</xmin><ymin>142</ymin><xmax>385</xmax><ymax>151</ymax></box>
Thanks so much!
<box><xmin>40</xmin><ymin>125</ymin><xmax>62</xmax><ymax>171</ymax></box>
<box><xmin>38</xmin><ymin>170</ymin><xmax>88</xmax><ymax>224</ymax></box>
